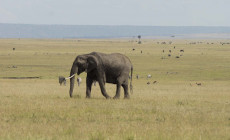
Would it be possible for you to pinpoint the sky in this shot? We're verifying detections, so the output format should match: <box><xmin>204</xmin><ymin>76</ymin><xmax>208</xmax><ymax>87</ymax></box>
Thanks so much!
<box><xmin>0</xmin><ymin>0</ymin><xmax>230</xmax><ymax>26</ymax></box>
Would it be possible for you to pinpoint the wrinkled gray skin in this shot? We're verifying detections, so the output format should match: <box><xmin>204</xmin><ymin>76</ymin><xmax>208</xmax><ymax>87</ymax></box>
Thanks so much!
<box><xmin>69</xmin><ymin>52</ymin><xmax>133</xmax><ymax>99</ymax></box>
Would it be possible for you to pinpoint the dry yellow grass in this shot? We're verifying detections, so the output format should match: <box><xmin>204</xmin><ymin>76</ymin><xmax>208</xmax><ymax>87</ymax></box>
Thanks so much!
<box><xmin>0</xmin><ymin>39</ymin><xmax>229</xmax><ymax>140</ymax></box>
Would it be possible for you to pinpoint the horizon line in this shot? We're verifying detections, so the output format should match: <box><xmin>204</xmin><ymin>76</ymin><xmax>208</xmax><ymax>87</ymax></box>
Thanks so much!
<box><xmin>1</xmin><ymin>22</ymin><xmax>230</xmax><ymax>27</ymax></box>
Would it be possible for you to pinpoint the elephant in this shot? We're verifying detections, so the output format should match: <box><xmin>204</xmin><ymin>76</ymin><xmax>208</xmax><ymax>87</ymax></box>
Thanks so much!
<box><xmin>68</xmin><ymin>52</ymin><xmax>133</xmax><ymax>99</ymax></box>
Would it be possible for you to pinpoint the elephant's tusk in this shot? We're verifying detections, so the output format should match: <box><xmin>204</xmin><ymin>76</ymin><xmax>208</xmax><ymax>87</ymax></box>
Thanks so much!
<box><xmin>65</xmin><ymin>74</ymin><xmax>75</xmax><ymax>80</ymax></box>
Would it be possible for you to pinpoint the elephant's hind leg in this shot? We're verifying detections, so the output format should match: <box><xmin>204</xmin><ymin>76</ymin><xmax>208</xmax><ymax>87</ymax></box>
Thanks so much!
<box><xmin>113</xmin><ymin>83</ymin><xmax>121</xmax><ymax>99</ymax></box>
<box><xmin>122</xmin><ymin>84</ymin><xmax>130</xmax><ymax>99</ymax></box>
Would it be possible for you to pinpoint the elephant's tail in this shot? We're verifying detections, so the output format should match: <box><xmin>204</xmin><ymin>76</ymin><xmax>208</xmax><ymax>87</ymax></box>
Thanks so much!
<box><xmin>130</xmin><ymin>65</ymin><xmax>133</xmax><ymax>94</ymax></box>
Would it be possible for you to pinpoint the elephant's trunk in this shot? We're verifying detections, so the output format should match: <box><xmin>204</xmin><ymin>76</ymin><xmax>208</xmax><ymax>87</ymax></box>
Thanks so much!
<box><xmin>69</xmin><ymin>64</ymin><xmax>78</xmax><ymax>98</ymax></box>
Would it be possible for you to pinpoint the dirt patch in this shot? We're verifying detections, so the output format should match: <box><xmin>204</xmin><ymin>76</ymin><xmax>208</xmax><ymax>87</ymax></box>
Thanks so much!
<box><xmin>0</xmin><ymin>77</ymin><xmax>41</xmax><ymax>79</ymax></box>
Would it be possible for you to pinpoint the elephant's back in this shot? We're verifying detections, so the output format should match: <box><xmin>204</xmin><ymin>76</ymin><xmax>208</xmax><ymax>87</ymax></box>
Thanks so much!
<box><xmin>91</xmin><ymin>52</ymin><xmax>132</xmax><ymax>69</ymax></box>
<box><xmin>105</xmin><ymin>53</ymin><xmax>132</xmax><ymax>74</ymax></box>
<box><xmin>108</xmin><ymin>53</ymin><xmax>132</xmax><ymax>66</ymax></box>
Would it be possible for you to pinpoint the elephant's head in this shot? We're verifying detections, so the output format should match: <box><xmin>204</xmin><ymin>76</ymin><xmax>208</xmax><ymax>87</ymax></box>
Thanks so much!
<box><xmin>69</xmin><ymin>54</ymin><xmax>98</xmax><ymax>97</ymax></box>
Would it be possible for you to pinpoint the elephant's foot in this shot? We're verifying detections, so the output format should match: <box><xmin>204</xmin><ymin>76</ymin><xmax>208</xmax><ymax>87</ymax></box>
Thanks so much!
<box><xmin>113</xmin><ymin>95</ymin><xmax>120</xmax><ymax>99</ymax></box>
<box><xmin>124</xmin><ymin>94</ymin><xmax>130</xmax><ymax>99</ymax></box>
<box><xmin>105</xmin><ymin>96</ymin><xmax>111</xmax><ymax>99</ymax></box>
<box><xmin>86</xmin><ymin>95</ymin><xmax>91</xmax><ymax>98</ymax></box>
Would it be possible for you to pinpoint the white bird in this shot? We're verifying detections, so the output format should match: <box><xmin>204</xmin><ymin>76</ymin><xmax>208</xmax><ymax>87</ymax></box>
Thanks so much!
<box><xmin>147</xmin><ymin>74</ymin><xmax>152</xmax><ymax>78</ymax></box>
<box><xmin>77</xmin><ymin>77</ymin><xmax>82</xmax><ymax>86</ymax></box>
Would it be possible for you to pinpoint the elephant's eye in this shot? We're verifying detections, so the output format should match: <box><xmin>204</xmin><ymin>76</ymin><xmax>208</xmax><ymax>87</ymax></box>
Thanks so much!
<box><xmin>77</xmin><ymin>62</ymin><xmax>82</xmax><ymax>67</ymax></box>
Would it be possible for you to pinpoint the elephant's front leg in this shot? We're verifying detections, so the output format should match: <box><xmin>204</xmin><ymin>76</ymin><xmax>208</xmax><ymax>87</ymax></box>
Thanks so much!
<box><xmin>113</xmin><ymin>84</ymin><xmax>121</xmax><ymax>99</ymax></box>
<box><xmin>98</xmin><ymin>79</ymin><xmax>111</xmax><ymax>99</ymax></box>
<box><xmin>86</xmin><ymin>77</ymin><xmax>93</xmax><ymax>98</ymax></box>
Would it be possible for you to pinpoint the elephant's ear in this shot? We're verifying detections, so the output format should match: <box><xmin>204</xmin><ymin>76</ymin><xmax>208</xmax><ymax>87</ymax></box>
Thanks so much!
<box><xmin>86</xmin><ymin>55</ymin><xmax>98</xmax><ymax>72</ymax></box>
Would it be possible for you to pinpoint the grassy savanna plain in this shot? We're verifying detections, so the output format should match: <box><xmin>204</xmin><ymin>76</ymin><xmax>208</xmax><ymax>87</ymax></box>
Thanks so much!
<box><xmin>0</xmin><ymin>39</ymin><xmax>230</xmax><ymax>140</ymax></box>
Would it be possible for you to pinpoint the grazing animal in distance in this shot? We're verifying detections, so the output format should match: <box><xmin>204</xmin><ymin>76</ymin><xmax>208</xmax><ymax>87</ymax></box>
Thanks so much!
<box><xmin>196</xmin><ymin>82</ymin><xmax>201</xmax><ymax>86</ymax></box>
<box><xmin>180</xmin><ymin>49</ymin><xmax>184</xmax><ymax>52</ymax></box>
<box><xmin>59</xmin><ymin>76</ymin><xmax>66</xmax><ymax>86</ymax></box>
<box><xmin>136</xmin><ymin>74</ymin><xmax>139</xmax><ymax>79</ymax></box>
